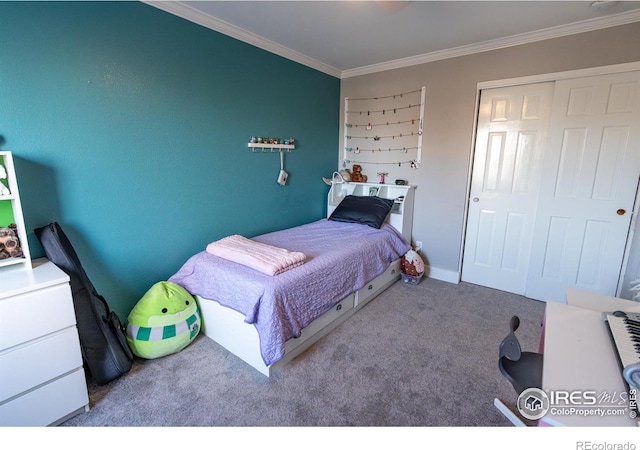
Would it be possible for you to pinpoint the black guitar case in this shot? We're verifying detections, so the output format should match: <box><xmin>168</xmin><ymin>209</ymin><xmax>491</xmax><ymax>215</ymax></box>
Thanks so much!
<box><xmin>35</xmin><ymin>222</ymin><xmax>133</xmax><ymax>385</ymax></box>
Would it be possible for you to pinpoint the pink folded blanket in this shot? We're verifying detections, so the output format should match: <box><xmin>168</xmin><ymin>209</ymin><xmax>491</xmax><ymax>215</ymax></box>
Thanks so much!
<box><xmin>206</xmin><ymin>235</ymin><xmax>306</xmax><ymax>276</ymax></box>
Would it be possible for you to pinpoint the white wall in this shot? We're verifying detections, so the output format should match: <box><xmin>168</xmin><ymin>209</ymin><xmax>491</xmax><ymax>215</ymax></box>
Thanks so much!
<box><xmin>340</xmin><ymin>22</ymin><xmax>640</xmax><ymax>285</ymax></box>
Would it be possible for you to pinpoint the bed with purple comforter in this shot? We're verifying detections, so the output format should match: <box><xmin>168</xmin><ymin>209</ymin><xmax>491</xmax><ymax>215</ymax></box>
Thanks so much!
<box><xmin>169</xmin><ymin>218</ymin><xmax>411</xmax><ymax>366</ymax></box>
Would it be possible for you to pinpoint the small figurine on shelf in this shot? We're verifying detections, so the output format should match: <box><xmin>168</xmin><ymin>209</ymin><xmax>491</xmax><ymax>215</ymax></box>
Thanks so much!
<box><xmin>377</xmin><ymin>172</ymin><xmax>388</xmax><ymax>184</ymax></box>
<box><xmin>0</xmin><ymin>164</ymin><xmax>10</xmax><ymax>196</ymax></box>
<box><xmin>250</xmin><ymin>136</ymin><xmax>257</xmax><ymax>143</ymax></box>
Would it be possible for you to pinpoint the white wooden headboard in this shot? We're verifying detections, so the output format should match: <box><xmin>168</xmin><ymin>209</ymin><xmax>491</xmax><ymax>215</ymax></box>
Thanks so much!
<box><xmin>327</xmin><ymin>182</ymin><xmax>415</xmax><ymax>243</ymax></box>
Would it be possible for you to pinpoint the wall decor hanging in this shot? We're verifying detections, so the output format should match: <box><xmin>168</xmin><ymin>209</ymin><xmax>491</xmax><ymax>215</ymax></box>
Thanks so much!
<box><xmin>343</xmin><ymin>87</ymin><xmax>425</xmax><ymax>170</ymax></box>
<box><xmin>248</xmin><ymin>137</ymin><xmax>295</xmax><ymax>186</ymax></box>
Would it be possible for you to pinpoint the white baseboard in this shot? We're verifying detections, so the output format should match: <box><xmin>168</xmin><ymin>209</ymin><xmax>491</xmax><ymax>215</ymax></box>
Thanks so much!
<box><xmin>425</xmin><ymin>265</ymin><xmax>460</xmax><ymax>284</ymax></box>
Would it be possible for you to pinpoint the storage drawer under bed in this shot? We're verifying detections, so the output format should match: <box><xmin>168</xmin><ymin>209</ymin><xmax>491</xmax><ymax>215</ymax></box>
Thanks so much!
<box><xmin>284</xmin><ymin>294</ymin><xmax>355</xmax><ymax>355</ymax></box>
<box><xmin>355</xmin><ymin>259</ymin><xmax>401</xmax><ymax>308</ymax></box>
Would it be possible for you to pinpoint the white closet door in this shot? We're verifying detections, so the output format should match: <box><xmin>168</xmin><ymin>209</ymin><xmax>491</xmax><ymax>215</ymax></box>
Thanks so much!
<box><xmin>526</xmin><ymin>71</ymin><xmax>640</xmax><ymax>302</ymax></box>
<box><xmin>461</xmin><ymin>82</ymin><xmax>554</xmax><ymax>294</ymax></box>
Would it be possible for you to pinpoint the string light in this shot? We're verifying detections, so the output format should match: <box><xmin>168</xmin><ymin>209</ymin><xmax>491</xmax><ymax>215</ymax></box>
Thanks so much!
<box><xmin>345</xmin><ymin>104</ymin><xmax>419</xmax><ymax>115</ymax></box>
<box><xmin>344</xmin><ymin>86</ymin><xmax>425</xmax><ymax>168</ymax></box>
<box><xmin>345</xmin><ymin>118</ymin><xmax>419</xmax><ymax>128</ymax></box>
<box><xmin>346</xmin><ymin>88</ymin><xmax>422</xmax><ymax>102</ymax></box>
<box><xmin>345</xmin><ymin>146</ymin><xmax>417</xmax><ymax>153</ymax></box>
<box><xmin>346</xmin><ymin>132</ymin><xmax>419</xmax><ymax>140</ymax></box>
<box><xmin>343</xmin><ymin>159</ymin><xmax>420</xmax><ymax>169</ymax></box>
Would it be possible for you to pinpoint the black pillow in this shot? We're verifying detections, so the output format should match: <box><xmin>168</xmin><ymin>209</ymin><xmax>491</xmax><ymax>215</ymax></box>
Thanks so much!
<box><xmin>329</xmin><ymin>195</ymin><xmax>394</xmax><ymax>229</ymax></box>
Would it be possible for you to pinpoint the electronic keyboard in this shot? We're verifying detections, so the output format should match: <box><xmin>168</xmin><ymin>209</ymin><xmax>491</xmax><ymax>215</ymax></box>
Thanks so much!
<box><xmin>604</xmin><ymin>311</ymin><xmax>640</xmax><ymax>393</ymax></box>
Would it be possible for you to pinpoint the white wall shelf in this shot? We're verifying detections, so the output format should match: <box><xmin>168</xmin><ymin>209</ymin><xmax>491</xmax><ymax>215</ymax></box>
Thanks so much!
<box><xmin>248</xmin><ymin>143</ymin><xmax>295</xmax><ymax>152</ymax></box>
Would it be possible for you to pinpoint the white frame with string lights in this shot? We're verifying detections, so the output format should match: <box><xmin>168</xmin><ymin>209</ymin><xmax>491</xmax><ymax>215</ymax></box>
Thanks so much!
<box><xmin>342</xmin><ymin>86</ymin><xmax>425</xmax><ymax>181</ymax></box>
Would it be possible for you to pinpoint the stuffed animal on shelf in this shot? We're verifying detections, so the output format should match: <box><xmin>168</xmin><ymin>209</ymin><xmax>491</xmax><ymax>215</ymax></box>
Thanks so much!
<box><xmin>322</xmin><ymin>169</ymin><xmax>352</xmax><ymax>186</ymax></box>
<box><xmin>126</xmin><ymin>281</ymin><xmax>201</xmax><ymax>359</ymax></box>
<box><xmin>351</xmin><ymin>164</ymin><xmax>367</xmax><ymax>183</ymax></box>
<box><xmin>339</xmin><ymin>169</ymin><xmax>352</xmax><ymax>182</ymax></box>
<box><xmin>0</xmin><ymin>224</ymin><xmax>24</xmax><ymax>259</ymax></box>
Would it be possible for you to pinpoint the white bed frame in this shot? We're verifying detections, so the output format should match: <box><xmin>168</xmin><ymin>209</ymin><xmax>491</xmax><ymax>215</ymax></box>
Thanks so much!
<box><xmin>196</xmin><ymin>182</ymin><xmax>415</xmax><ymax>376</ymax></box>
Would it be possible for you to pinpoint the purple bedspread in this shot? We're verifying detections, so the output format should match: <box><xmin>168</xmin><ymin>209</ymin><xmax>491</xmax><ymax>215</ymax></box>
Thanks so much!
<box><xmin>168</xmin><ymin>219</ymin><xmax>411</xmax><ymax>366</ymax></box>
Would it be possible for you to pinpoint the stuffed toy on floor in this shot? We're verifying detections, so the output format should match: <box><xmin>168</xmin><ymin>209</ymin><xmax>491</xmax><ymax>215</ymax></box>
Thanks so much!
<box><xmin>126</xmin><ymin>281</ymin><xmax>200</xmax><ymax>359</ymax></box>
<box><xmin>401</xmin><ymin>249</ymin><xmax>425</xmax><ymax>284</ymax></box>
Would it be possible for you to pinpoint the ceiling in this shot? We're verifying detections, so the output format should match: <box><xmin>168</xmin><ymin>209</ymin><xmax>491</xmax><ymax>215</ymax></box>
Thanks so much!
<box><xmin>147</xmin><ymin>1</ymin><xmax>640</xmax><ymax>78</ymax></box>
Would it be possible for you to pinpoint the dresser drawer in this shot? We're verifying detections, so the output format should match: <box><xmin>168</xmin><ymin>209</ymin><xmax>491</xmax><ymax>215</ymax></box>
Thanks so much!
<box><xmin>0</xmin><ymin>283</ymin><xmax>76</xmax><ymax>351</ymax></box>
<box><xmin>0</xmin><ymin>327</ymin><xmax>84</xmax><ymax>402</ymax></box>
<box><xmin>0</xmin><ymin>369</ymin><xmax>89</xmax><ymax>426</ymax></box>
<box><xmin>355</xmin><ymin>259</ymin><xmax>401</xmax><ymax>307</ymax></box>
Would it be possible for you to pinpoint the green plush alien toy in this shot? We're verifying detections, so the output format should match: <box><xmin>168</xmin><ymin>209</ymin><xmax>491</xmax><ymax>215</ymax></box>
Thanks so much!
<box><xmin>126</xmin><ymin>281</ymin><xmax>201</xmax><ymax>359</ymax></box>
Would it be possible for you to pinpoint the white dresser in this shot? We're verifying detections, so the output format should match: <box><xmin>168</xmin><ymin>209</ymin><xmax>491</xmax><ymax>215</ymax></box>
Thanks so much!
<box><xmin>0</xmin><ymin>260</ymin><xmax>89</xmax><ymax>426</ymax></box>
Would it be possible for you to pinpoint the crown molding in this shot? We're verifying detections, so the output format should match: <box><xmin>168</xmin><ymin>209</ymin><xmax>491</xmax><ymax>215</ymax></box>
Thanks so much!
<box><xmin>144</xmin><ymin>1</ymin><xmax>342</xmax><ymax>78</ymax></box>
<box><xmin>145</xmin><ymin>2</ymin><xmax>640</xmax><ymax>80</ymax></box>
<box><xmin>341</xmin><ymin>9</ymin><xmax>640</xmax><ymax>78</ymax></box>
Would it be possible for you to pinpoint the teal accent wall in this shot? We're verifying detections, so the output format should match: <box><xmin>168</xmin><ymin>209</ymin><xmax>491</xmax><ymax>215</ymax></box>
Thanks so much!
<box><xmin>0</xmin><ymin>1</ymin><xmax>340</xmax><ymax>318</ymax></box>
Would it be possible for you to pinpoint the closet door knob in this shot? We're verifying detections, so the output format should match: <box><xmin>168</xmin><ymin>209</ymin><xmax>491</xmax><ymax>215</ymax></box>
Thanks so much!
<box><xmin>617</xmin><ymin>209</ymin><xmax>626</xmax><ymax>216</ymax></box>
<box><xmin>472</xmin><ymin>197</ymin><xmax>479</xmax><ymax>202</ymax></box>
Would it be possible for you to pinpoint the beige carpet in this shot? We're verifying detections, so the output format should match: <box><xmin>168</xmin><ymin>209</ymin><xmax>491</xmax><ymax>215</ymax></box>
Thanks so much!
<box><xmin>61</xmin><ymin>277</ymin><xmax>545</xmax><ymax>427</ymax></box>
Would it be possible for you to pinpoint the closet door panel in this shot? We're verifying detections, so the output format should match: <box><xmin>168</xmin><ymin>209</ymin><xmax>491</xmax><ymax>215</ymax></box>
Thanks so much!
<box><xmin>462</xmin><ymin>82</ymin><xmax>554</xmax><ymax>294</ymax></box>
<box><xmin>526</xmin><ymin>71</ymin><xmax>640</xmax><ymax>302</ymax></box>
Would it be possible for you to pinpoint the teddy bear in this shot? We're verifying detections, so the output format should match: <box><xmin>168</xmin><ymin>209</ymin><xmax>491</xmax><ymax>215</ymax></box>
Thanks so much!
<box><xmin>351</xmin><ymin>164</ymin><xmax>367</xmax><ymax>183</ymax></box>
<box><xmin>0</xmin><ymin>224</ymin><xmax>24</xmax><ymax>259</ymax></box>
